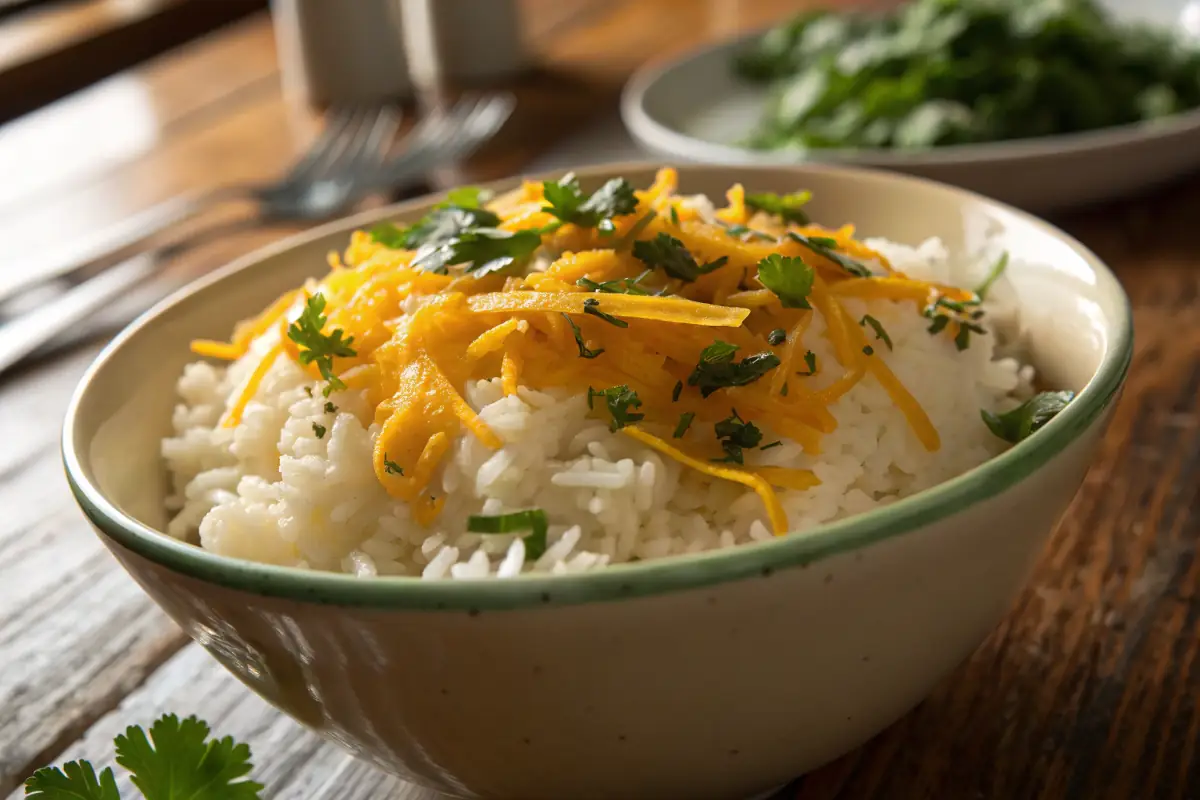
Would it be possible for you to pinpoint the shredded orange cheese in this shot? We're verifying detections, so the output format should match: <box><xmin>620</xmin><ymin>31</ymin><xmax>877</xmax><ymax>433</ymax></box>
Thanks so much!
<box><xmin>192</xmin><ymin>167</ymin><xmax>971</xmax><ymax>533</ymax></box>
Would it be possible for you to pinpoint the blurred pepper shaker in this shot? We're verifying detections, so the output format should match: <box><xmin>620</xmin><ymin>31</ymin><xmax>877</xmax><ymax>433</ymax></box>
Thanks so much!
<box><xmin>273</xmin><ymin>0</ymin><xmax>526</xmax><ymax>111</ymax></box>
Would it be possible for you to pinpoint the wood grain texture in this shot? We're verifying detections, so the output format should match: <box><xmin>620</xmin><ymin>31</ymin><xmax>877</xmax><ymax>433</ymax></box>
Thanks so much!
<box><xmin>0</xmin><ymin>0</ymin><xmax>1197</xmax><ymax>797</ymax></box>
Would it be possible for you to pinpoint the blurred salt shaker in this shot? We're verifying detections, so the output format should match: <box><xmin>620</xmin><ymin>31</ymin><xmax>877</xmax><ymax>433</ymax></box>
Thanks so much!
<box><xmin>273</xmin><ymin>0</ymin><xmax>527</xmax><ymax>110</ymax></box>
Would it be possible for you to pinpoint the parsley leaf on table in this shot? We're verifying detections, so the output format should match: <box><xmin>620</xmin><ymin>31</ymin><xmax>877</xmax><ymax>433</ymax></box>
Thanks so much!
<box><xmin>756</xmin><ymin>253</ymin><xmax>814</xmax><ymax>308</ymax></box>
<box><xmin>633</xmin><ymin>233</ymin><xmax>727</xmax><ymax>282</ymax></box>
<box><xmin>25</xmin><ymin>761</ymin><xmax>120</xmax><ymax>800</ymax></box>
<box><xmin>287</xmin><ymin>293</ymin><xmax>357</xmax><ymax>396</ymax></box>
<box><xmin>115</xmin><ymin>714</ymin><xmax>264</xmax><ymax>800</ymax></box>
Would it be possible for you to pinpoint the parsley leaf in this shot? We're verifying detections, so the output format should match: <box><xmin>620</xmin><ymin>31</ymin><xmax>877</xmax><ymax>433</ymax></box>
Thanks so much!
<box><xmin>25</xmin><ymin>761</ymin><xmax>120</xmax><ymax>800</ymax></box>
<box><xmin>982</xmin><ymin>391</ymin><xmax>1075</xmax><ymax>443</ymax></box>
<box><xmin>542</xmin><ymin>174</ymin><xmax>638</xmax><ymax>232</ymax></box>
<box><xmin>767</xmin><ymin>328</ymin><xmax>788</xmax><ymax>345</ymax></box>
<box><xmin>323</xmin><ymin>401</ymin><xmax>337</xmax><ymax>413</ymax></box>
<box><xmin>745</xmin><ymin>190</ymin><xmax>813</xmax><ymax>224</ymax></box>
<box><xmin>412</xmin><ymin>228</ymin><xmax>541</xmax><ymax>276</ymax></box>
<box><xmin>757</xmin><ymin>253</ymin><xmax>814</xmax><ymax>309</ymax></box>
<box><xmin>633</xmin><ymin>233</ymin><xmax>727</xmax><ymax>282</ymax></box>
<box><xmin>582</xmin><ymin>298</ymin><xmax>628</xmax><ymax>327</ymax></box>
<box><xmin>975</xmin><ymin>251</ymin><xmax>1009</xmax><ymax>300</ymax></box>
<box><xmin>370</xmin><ymin>204</ymin><xmax>501</xmax><ymax>250</ymax></box>
<box><xmin>587</xmin><ymin>385</ymin><xmax>644</xmax><ymax>431</ymax></box>
<box><xmin>859</xmin><ymin>314</ymin><xmax>893</xmax><ymax>350</ymax></box>
<box><xmin>688</xmin><ymin>341</ymin><xmax>781</xmax><ymax>398</ymax></box>
<box><xmin>673</xmin><ymin>411</ymin><xmax>696</xmax><ymax>438</ymax></box>
<box><xmin>467</xmin><ymin>509</ymin><xmax>548</xmax><ymax>559</ymax></box>
<box><xmin>383</xmin><ymin>458</ymin><xmax>404</xmax><ymax>476</ymax></box>
<box><xmin>312</xmin><ymin>422</ymin><xmax>327</xmax><ymax>439</ymax></box>
<box><xmin>114</xmin><ymin>714</ymin><xmax>263</xmax><ymax>800</ymax></box>
<box><xmin>562</xmin><ymin>313</ymin><xmax>605</xmax><ymax>358</ymax></box>
<box><xmin>787</xmin><ymin>231</ymin><xmax>873</xmax><ymax>277</ymax></box>
<box><xmin>287</xmin><ymin>293</ymin><xmax>357</xmax><ymax>396</ymax></box>
<box><xmin>713</xmin><ymin>409</ymin><xmax>763</xmax><ymax>464</ymax></box>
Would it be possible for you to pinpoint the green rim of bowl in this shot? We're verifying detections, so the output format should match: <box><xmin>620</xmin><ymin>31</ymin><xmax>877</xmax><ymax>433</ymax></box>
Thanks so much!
<box><xmin>61</xmin><ymin>163</ymin><xmax>1133</xmax><ymax>612</ymax></box>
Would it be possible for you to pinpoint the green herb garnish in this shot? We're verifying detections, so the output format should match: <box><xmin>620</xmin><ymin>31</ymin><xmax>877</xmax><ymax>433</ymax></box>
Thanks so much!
<box><xmin>25</xmin><ymin>713</ymin><xmax>264</xmax><ymax>799</ymax></box>
<box><xmin>767</xmin><ymin>328</ymin><xmax>788</xmax><ymax>345</ymax></box>
<box><xmin>669</xmin><ymin>206</ymin><xmax>681</xmax><ymax>225</ymax></box>
<box><xmin>859</xmin><ymin>314</ymin><xmax>893</xmax><ymax>350</ymax></box>
<box><xmin>411</xmin><ymin>228</ymin><xmax>541</xmax><ymax>276</ymax></box>
<box><xmin>370</xmin><ymin>203</ymin><xmax>500</xmax><ymax>251</ymax></box>
<box><xmin>760</xmin><ymin>440</ymin><xmax>783</xmax><ymax>450</ymax></box>
<box><xmin>576</xmin><ymin>270</ymin><xmax>653</xmax><ymax>295</ymax></box>
<box><xmin>975</xmin><ymin>251</ymin><xmax>1009</xmax><ymax>300</ymax></box>
<box><xmin>982</xmin><ymin>391</ymin><xmax>1075</xmax><ymax>443</ymax></box>
<box><xmin>383</xmin><ymin>458</ymin><xmax>404</xmax><ymax>476</ymax></box>
<box><xmin>542</xmin><ymin>174</ymin><xmax>638</xmax><ymax>232</ymax></box>
<box><xmin>863</xmin><ymin>345</ymin><xmax>874</xmax><ymax>356</ymax></box>
<box><xmin>745</xmin><ymin>190</ymin><xmax>813</xmax><ymax>224</ymax></box>
<box><xmin>688</xmin><ymin>341</ymin><xmax>781</xmax><ymax>398</ymax></box>
<box><xmin>633</xmin><ymin>233</ymin><xmax>728</xmax><ymax>282</ymax></box>
<box><xmin>724</xmin><ymin>223</ymin><xmax>776</xmax><ymax>242</ymax></box>
<box><xmin>781</xmin><ymin>381</ymin><xmax>789</xmax><ymax>396</ymax></box>
<box><xmin>467</xmin><ymin>509</ymin><xmax>549</xmax><ymax>559</ymax></box>
<box><xmin>312</xmin><ymin>422</ymin><xmax>326</xmax><ymax>439</ymax></box>
<box><xmin>324</xmin><ymin>401</ymin><xmax>337</xmax><ymax>413</ymax></box>
<box><xmin>287</xmin><ymin>293</ymin><xmax>357</xmax><ymax>396</ymax></box>
<box><xmin>672</xmin><ymin>380</ymin><xmax>683</xmax><ymax>402</ymax></box>
<box><xmin>797</xmin><ymin>350</ymin><xmax>818</xmax><ymax>376</ymax></box>
<box><xmin>562</xmin><ymin>313</ymin><xmax>605</xmax><ymax>359</ymax></box>
<box><xmin>673</xmin><ymin>412</ymin><xmax>696</xmax><ymax>438</ymax></box>
<box><xmin>587</xmin><ymin>385</ymin><xmax>645</xmax><ymax>431</ymax></box>
<box><xmin>757</xmin><ymin>253</ymin><xmax>814</xmax><ymax>308</ymax></box>
<box><xmin>582</xmin><ymin>298</ymin><xmax>628</xmax><ymax>327</ymax></box>
<box><xmin>713</xmin><ymin>409</ymin><xmax>763</xmax><ymax>464</ymax></box>
<box><xmin>787</xmin><ymin>232</ymin><xmax>873</xmax><ymax>278</ymax></box>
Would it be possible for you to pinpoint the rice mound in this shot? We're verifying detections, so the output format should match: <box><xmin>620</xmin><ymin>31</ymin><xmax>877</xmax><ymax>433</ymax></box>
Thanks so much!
<box><xmin>162</xmin><ymin>234</ymin><xmax>1033</xmax><ymax>579</ymax></box>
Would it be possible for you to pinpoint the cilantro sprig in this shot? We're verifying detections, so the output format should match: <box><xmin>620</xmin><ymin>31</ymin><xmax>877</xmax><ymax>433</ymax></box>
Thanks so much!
<box><xmin>587</xmin><ymin>385</ymin><xmax>644</xmax><ymax>431</ymax></box>
<box><xmin>632</xmin><ymin>233</ymin><xmax>728</xmax><ymax>282</ymax></box>
<box><xmin>369</xmin><ymin>189</ymin><xmax>499</xmax><ymax>250</ymax></box>
<box><xmin>542</xmin><ymin>174</ymin><xmax>638</xmax><ymax>233</ymax></box>
<box><xmin>287</xmin><ymin>293</ymin><xmax>356</xmax><ymax>396</ymax></box>
<box><xmin>25</xmin><ymin>714</ymin><xmax>263</xmax><ymax>799</ymax></box>
<box><xmin>411</xmin><ymin>228</ymin><xmax>541</xmax><ymax>276</ymax></box>
<box><xmin>756</xmin><ymin>253</ymin><xmax>814</xmax><ymax>308</ymax></box>
<box><xmin>687</xmin><ymin>341</ymin><xmax>781</xmax><ymax>398</ymax></box>
<box><xmin>745</xmin><ymin>190</ymin><xmax>812</xmax><ymax>224</ymax></box>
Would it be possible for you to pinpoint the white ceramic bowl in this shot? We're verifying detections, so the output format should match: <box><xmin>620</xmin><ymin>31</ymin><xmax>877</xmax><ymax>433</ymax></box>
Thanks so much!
<box><xmin>63</xmin><ymin>164</ymin><xmax>1131</xmax><ymax>800</ymax></box>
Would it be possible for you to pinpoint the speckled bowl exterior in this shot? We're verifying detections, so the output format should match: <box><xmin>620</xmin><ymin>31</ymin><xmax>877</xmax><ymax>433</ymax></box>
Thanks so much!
<box><xmin>63</xmin><ymin>164</ymin><xmax>1131</xmax><ymax>800</ymax></box>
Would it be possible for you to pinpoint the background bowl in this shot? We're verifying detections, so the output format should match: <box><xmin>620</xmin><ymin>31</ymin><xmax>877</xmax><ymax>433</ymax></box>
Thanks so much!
<box><xmin>63</xmin><ymin>164</ymin><xmax>1131</xmax><ymax>800</ymax></box>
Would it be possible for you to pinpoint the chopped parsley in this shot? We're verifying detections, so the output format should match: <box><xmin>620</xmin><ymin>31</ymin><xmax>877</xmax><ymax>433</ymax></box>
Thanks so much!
<box><xmin>542</xmin><ymin>173</ymin><xmax>638</xmax><ymax>232</ymax></box>
<box><xmin>24</xmin><ymin>714</ymin><xmax>263</xmax><ymax>800</ymax></box>
<box><xmin>324</xmin><ymin>401</ymin><xmax>337</xmax><ymax>413</ymax></box>
<box><xmin>312</xmin><ymin>422</ymin><xmax>326</xmax><ymax>439</ymax></box>
<box><xmin>672</xmin><ymin>380</ymin><xmax>683</xmax><ymax>402</ymax></box>
<box><xmin>467</xmin><ymin>509</ymin><xmax>548</xmax><ymax>559</ymax></box>
<box><xmin>633</xmin><ymin>233</ymin><xmax>727</xmax><ymax>281</ymax></box>
<box><xmin>745</xmin><ymin>190</ymin><xmax>812</xmax><ymax>224</ymax></box>
<box><xmin>411</xmin><ymin>228</ymin><xmax>541</xmax><ymax>276</ymax></box>
<box><xmin>767</xmin><ymin>328</ymin><xmax>788</xmax><ymax>345</ymax></box>
<box><xmin>863</xmin><ymin>345</ymin><xmax>875</xmax><ymax>356</ymax></box>
<box><xmin>582</xmin><ymin>298</ymin><xmax>628</xmax><ymax>327</ymax></box>
<box><xmin>756</xmin><ymin>253</ymin><xmax>814</xmax><ymax>308</ymax></box>
<box><xmin>713</xmin><ymin>409</ymin><xmax>763</xmax><ymax>464</ymax></box>
<box><xmin>688</xmin><ymin>341</ymin><xmax>781</xmax><ymax>398</ymax></box>
<box><xmin>760</xmin><ymin>440</ymin><xmax>783</xmax><ymax>450</ymax></box>
<box><xmin>287</xmin><ymin>293</ymin><xmax>357</xmax><ymax>396</ymax></box>
<box><xmin>576</xmin><ymin>270</ymin><xmax>653</xmax><ymax>295</ymax></box>
<box><xmin>562</xmin><ymin>313</ymin><xmax>605</xmax><ymax>358</ymax></box>
<box><xmin>982</xmin><ymin>391</ymin><xmax>1075</xmax><ymax>443</ymax></box>
<box><xmin>587</xmin><ymin>385</ymin><xmax>644</xmax><ymax>431</ymax></box>
<box><xmin>673</xmin><ymin>411</ymin><xmax>696</xmax><ymax>438</ymax></box>
<box><xmin>383</xmin><ymin>458</ymin><xmax>404</xmax><ymax>476</ymax></box>
<box><xmin>923</xmin><ymin>295</ymin><xmax>987</xmax><ymax>350</ymax></box>
<box><xmin>787</xmin><ymin>231</ymin><xmax>873</xmax><ymax>277</ymax></box>
<box><xmin>859</xmin><ymin>314</ymin><xmax>893</xmax><ymax>350</ymax></box>
<box><xmin>975</xmin><ymin>251</ymin><xmax>1009</xmax><ymax>300</ymax></box>
<box><xmin>797</xmin><ymin>350</ymin><xmax>817</xmax><ymax>376</ymax></box>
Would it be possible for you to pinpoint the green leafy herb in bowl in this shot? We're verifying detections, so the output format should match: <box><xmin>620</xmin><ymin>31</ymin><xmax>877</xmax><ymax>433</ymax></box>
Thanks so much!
<box><xmin>735</xmin><ymin>0</ymin><xmax>1200</xmax><ymax>151</ymax></box>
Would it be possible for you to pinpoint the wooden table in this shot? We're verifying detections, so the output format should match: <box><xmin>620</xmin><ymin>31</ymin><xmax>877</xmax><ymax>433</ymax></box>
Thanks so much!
<box><xmin>0</xmin><ymin>2</ymin><xmax>1197</xmax><ymax>798</ymax></box>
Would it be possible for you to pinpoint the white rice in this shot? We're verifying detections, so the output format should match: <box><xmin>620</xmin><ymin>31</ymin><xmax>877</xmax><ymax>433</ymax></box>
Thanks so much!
<box><xmin>161</xmin><ymin>233</ymin><xmax>1034</xmax><ymax>579</ymax></box>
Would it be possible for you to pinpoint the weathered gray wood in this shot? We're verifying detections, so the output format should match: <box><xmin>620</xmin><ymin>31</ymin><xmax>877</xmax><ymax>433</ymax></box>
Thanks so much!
<box><xmin>6</xmin><ymin>644</ymin><xmax>442</xmax><ymax>799</ymax></box>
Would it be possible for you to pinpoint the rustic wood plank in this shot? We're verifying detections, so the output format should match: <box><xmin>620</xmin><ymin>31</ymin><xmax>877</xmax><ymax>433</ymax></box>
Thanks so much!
<box><xmin>0</xmin><ymin>0</ymin><xmax>266</xmax><ymax>122</ymax></box>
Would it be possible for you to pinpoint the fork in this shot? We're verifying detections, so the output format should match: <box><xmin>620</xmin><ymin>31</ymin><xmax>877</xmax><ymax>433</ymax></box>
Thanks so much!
<box><xmin>0</xmin><ymin>105</ymin><xmax>401</xmax><ymax>307</ymax></box>
<box><xmin>0</xmin><ymin>93</ymin><xmax>516</xmax><ymax>376</ymax></box>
